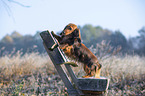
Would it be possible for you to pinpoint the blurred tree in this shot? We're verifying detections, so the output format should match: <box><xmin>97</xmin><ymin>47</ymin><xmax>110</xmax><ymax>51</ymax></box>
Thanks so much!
<box><xmin>33</xmin><ymin>31</ymin><xmax>45</xmax><ymax>53</ymax></box>
<box><xmin>0</xmin><ymin>25</ymin><xmax>144</xmax><ymax>56</ymax></box>
<box><xmin>127</xmin><ymin>37</ymin><xmax>135</xmax><ymax>53</ymax></box>
<box><xmin>136</xmin><ymin>27</ymin><xmax>145</xmax><ymax>55</ymax></box>
<box><xmin>79</xmin><ymin>24</ymin><xmax>128</xmax><ymax>53</ymax></box>
<box><xmin>109</xmin><ymin>31</ymin><xmax>128</xmax><ymax>51</ymax></box>
<box><xmin>138</xmin><ymin>27</ymin><xmax>145</xmax><ymax>47</ymax></box>
<box><xmin>80</xmin><ymin>24</ymin><xmax>97</xmax><ymax>43</ymax></box>
<box><xmin>1</xmin><ymin>35</ymin><xmax>14</xmax><ymax>44</ymax></box>
<box><xmin>11</xmin><ymin>31</ymin><xmax>22</xmax><ymax>38</ymax></box>
<box><xmin>34</xmin><ymin>31</ymin><xmax>41</xmax><ymax>40</ymax></box>
<box><xmin>0</xmin><ymin>31</ymin><xmax>45</xmax><ymax>56</ymax></box>
<box><xmin>80</xmin><ymin>24</ymin><xmax>112</xmax><ymax>46</ymax></box>
<box><xmin>0</xmin><ymin>35</ymin><xmax>14</xmax><ymax>56</ymax></box>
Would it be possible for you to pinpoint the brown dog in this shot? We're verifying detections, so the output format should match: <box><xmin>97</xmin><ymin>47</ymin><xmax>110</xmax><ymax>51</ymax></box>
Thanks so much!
<box><xmin>50</xmin><ymin>23</ymin><xmax>101</xmax><ymax>78</ymax></box>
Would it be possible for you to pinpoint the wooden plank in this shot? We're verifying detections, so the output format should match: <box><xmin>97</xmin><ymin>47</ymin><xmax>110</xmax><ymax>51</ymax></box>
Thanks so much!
<box><xmin>77</xmin><ymin>77</ymin><xmax>109</xmax><ymax>92</ymax></box>
<box><xmin>40</xmin><ymin>31</ymin><xmax>65</xmax><ymax>64</ymax></box>
<box><xmin>40</xmin><ymin>31</ymin><xmax>79</xmax><ymax>95</ymax></box>
<box><xmin>64</xmin><ymin>64</ymin><xmax>84</xmax><ymax>95</ymax></box>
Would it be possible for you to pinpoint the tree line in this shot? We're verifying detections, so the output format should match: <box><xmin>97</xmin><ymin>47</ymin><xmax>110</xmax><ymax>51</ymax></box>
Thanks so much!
<box><xmin>0</xmin><ymin>24</ymin><xmax>145</xmax><ymax>56</ymax></box>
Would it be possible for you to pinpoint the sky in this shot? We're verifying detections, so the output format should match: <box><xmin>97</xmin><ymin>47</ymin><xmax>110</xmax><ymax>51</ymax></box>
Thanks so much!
<box><xmin>0</xmin><ymin>0</ymin><xmax>145</xmax><ymax>40</ymax></box>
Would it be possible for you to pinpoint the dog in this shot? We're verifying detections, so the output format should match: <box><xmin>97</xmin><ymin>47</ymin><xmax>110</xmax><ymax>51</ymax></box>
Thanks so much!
<box><xmin>50</xmin><ymin>23</ymin><xmax>101</xmax><ymax>78</ymax></box>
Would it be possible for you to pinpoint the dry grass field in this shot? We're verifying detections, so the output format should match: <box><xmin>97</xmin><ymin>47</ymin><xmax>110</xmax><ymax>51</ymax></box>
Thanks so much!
<box><xmin>0</xmin><ymin>48</ymin><xmax>145</xmax><ymax>95</ymax></box>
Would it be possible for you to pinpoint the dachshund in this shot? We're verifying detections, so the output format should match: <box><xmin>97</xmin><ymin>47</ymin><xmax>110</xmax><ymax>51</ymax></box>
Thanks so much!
<box><xmin>49</xmin><ymin>23</ymin><xmax>101</xmax><ymax>78</ymax></box>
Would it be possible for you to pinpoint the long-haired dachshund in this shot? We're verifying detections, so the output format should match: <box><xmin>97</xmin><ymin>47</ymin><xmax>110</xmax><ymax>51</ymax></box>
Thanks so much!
<box><xmin>50</xmin><ymin>23</ymin><xmax>101</xmax><ymax>78</ymax></box>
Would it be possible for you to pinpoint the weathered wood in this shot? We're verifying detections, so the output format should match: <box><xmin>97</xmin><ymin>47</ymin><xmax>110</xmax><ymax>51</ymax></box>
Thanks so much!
<box><xmin>40</xmin><ymin>31</ymin><xmax>79</xmax><ymax>95</ymax></box>
<box><xmin>40</xmin><ymin>31</ymin><xmax>65</xmax><ymax>64</ymax></box>
<box><xmin>77</xmin><ymin>77</ymin><xmax>109</xmax><ymax>92</ymax></box>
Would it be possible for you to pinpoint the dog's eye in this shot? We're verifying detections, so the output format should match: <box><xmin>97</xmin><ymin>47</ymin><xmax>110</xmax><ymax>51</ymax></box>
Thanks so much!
<box><xmin>67</xmin><ymin>26</ymin><xmax>72</xmax><ymax>30</ymax></box>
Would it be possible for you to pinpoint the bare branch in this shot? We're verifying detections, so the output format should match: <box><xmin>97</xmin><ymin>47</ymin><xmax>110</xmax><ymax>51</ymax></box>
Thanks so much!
<box><xmin>1</xmin><ymin>0</ymin><xmax>30</xmax><ymax>18</ymax></box>
<box><xmin>1</xmin><ymin>0</ymin><xmax>12</xmax><ymax>16</ymax></box>
<box><xmin>8</xmin><ymin>0</ymin><xmax>30</xmax><ymax>7</ymax></box>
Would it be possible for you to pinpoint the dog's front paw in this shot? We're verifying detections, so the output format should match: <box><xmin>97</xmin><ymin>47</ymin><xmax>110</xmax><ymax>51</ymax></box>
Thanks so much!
<box><xmin>48</xmin><ymin>48</ymin><xmax>54</xmax><ymax>51</ymax></box>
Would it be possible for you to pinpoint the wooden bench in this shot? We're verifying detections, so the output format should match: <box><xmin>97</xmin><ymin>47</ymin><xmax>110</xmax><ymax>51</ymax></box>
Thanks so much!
<box><xmin>40</xmin><ymin>31</ymin><xmax>109</xmax><ymax>96</ymax></box>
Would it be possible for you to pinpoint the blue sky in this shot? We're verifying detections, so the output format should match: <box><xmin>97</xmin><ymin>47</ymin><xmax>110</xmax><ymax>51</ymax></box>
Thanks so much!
<box><xmin>0</xmin><ymin>0</ymin><xmax>145</xmax><ymax>39</ymax></box>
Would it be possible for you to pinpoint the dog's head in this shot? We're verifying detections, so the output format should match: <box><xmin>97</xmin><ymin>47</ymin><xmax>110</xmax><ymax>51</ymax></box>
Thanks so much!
<box><xmin>60</xmin><ymin>23</ymin><xmax>81</xmax><ymax>38</ymax></box>
<box><xmin>60</xmin><ymin>23</ymin><xmax>81</xmax><ymax>42</ymax></box>
<box><xmin>60</xmin><ymin>23</ymin><xmax>77</xmax><ymax>35</ymax></box>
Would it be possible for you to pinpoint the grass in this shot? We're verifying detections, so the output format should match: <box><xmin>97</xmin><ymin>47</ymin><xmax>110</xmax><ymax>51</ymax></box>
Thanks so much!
<box><xmin>101</xmin><ymin>55</ymin><xmax>145</xmax><ymax>95</ymax></box>
<box><xmin>0</xmin><ymin>49</ymin><xmax>145</xmax><ymax>95</ymax></box>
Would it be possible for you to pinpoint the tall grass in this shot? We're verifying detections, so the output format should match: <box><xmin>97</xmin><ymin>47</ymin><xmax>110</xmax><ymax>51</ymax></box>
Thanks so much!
<box><xmin>0</xmin><ymin>43</ymin><xmax>145</xmax><ymax>95</ymax></box>
<box><xmin>101</xmin><ymin>55</ymin><xmax>145</xmax><ymax>95</ymax></box>
<box><xmin>0</xmin><ymin>52</ymin><xmax>61</xmax><ymax>95</ymax></box>
<box><xmin>0</xmin><ymin>52</ymin><xmax>54</xmax><ymax>81</ymax></box>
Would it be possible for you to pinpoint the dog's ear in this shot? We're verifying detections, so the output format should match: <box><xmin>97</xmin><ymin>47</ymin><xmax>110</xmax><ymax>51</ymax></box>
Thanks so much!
<box><xmin>73</xmin><ymin>28</ymin><xmax>81</xmax><ymax>44</ymax></box>
<box><xmin>73</xmin><ymin>28</ymin><xmax>79</xmax><ymax>36</ymax></box>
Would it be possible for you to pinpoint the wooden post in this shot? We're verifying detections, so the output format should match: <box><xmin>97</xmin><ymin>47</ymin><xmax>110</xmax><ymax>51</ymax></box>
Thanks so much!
<box><xmin>40</xmin><ymin>31</ymin><xmax>109</xmax><ymax>96</ymax></box>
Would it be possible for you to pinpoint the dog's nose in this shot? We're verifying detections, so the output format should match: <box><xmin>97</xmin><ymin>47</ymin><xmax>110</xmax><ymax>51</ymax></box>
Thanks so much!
<box><xmin>60</xmin><ymin>31</ymin><xmax>64</xmax><ymax>35</ymax></box>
